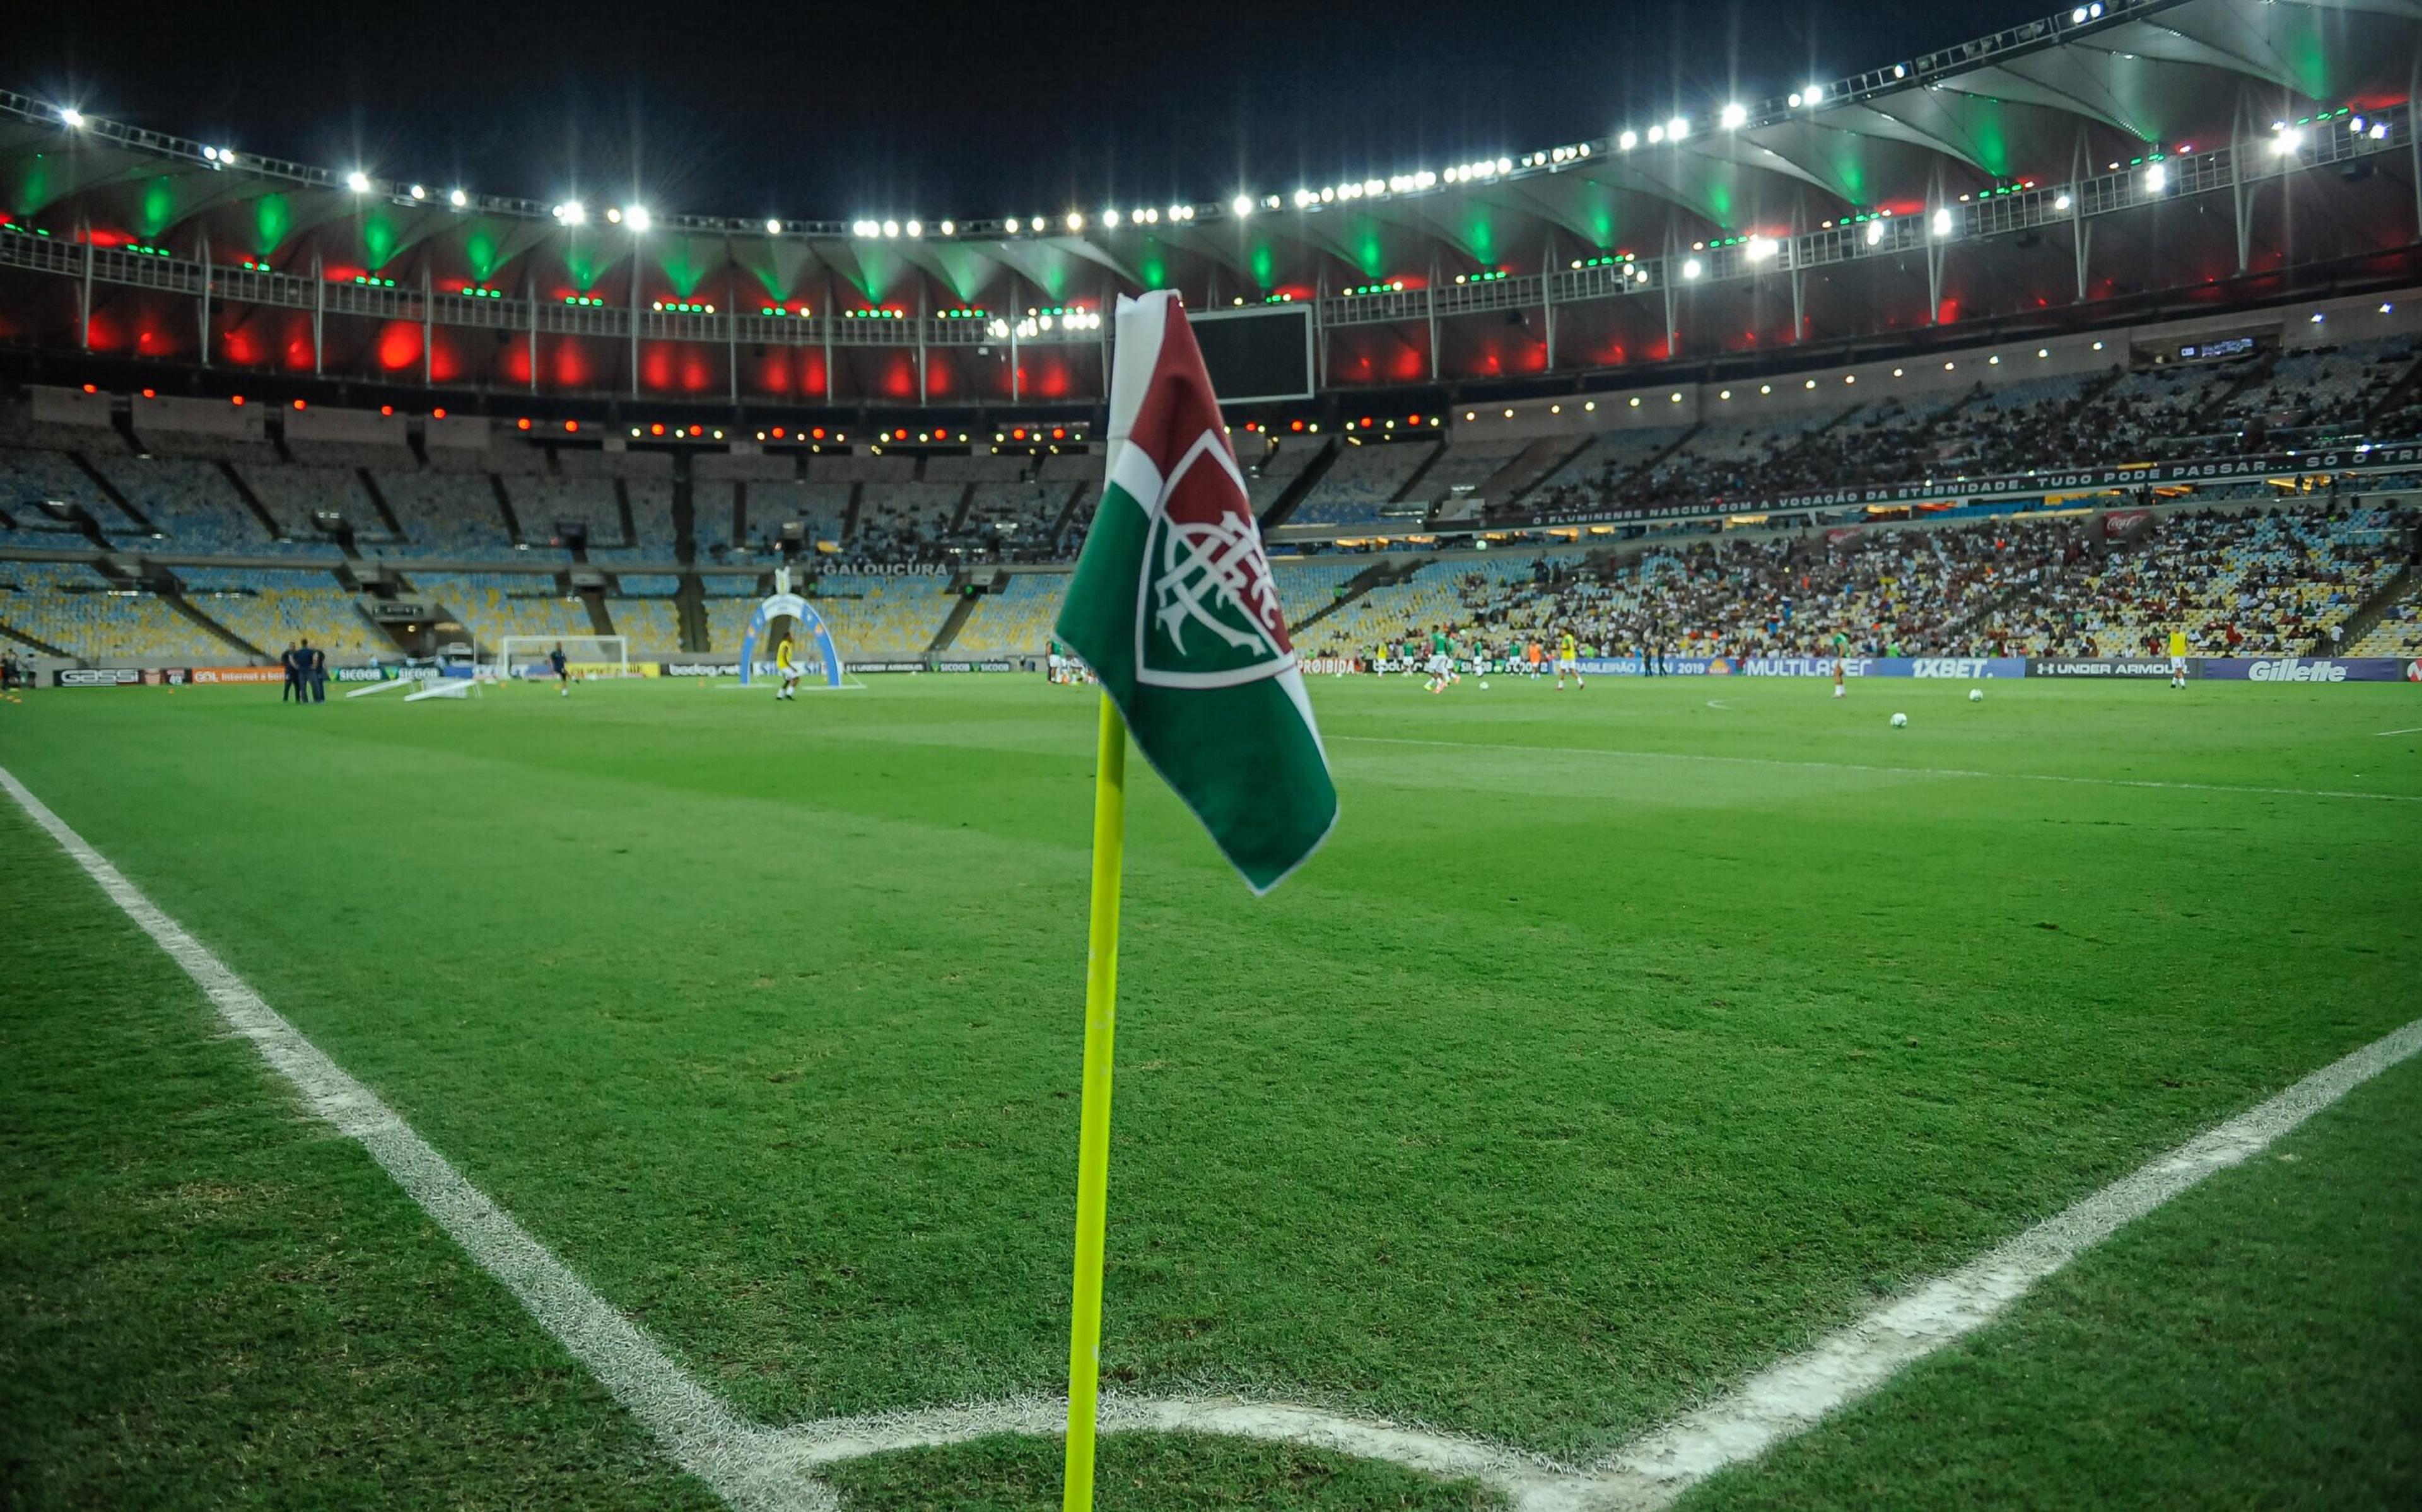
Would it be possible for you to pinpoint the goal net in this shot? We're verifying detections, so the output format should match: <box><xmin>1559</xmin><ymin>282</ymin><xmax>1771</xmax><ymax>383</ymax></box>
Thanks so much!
<box><xmin>489</xmin><ymin>635</ymin><xmax>632</xmax><ymax>683</ymax></box>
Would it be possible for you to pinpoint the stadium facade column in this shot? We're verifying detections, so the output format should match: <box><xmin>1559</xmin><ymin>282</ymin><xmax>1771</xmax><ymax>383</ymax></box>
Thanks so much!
<box><xmin>1659</xmin><ymin>224</ymin><xmax>1678</xmax><ymax>358</ymax></box>
<box><xmin>1426</xmin><ymin>249</ymin><xmax>1441</xmax><ymax>381</ymax></box>
<box><xmin>524</xmin><ymin>259</ymin><xmax>539</xmax><ymax>395</ymax></box>
<box><xmin>629</xmin><ymin>240</ymin><xmax>642</xmax><ymax>400</ymax></box>
<box><xmin>421</xmin><ymin>264</ymin><xmax>433</xmax><ymax>387</ymax></box>
<box><xmin>1924</xmin><ymin>168</ymin><xmax>1946</xmax><ymax>325</ymax></box>
<box><xmin>822</xmin><ymin>267</ymin><xmax>837</xmax><ymax>404</ymax></box>
<box><xmin>1099</xmin><ymin>273</ymin><xmax>1114</xmax><ymax>397</ymax></box>
<box><xmin>2230</xmin><ymin>91</ymin><xmax>2254</xmax><ymax>275</ymax></box>
<box><xmin>1314</xmin><ymin>266</ymin><xmax>1329</xmax><ymax>383</ymax></box>
<box><xmin>1788</xmin><ymin>206</ymin><xmax>1806</xmax><ymax>342</ymax></box>
<box><xmin>196</xmin><ymin>230</ymin><xmax>211</xmax><ymax>367</ymax></box>
<box><xmin>1007</xmin><ymin>267</ymin><xmax>1022</xmax><ymax>405</ymax></box>
<box><xmin>2071</xmin><ymin>132</ymin><xmax>2095</xmax><ymax>303</ymax></box>
<box><xmin>77</xmin><ymin>212</ymin><xmax>92</xmax><ymax>351</ymax></box>
<box><xmin>724</xmin><ymin>253</ymin><xmax>739</xmax><ymax>408</ymax></box>
<box><xmin>916</xmin><ymin>275</ymin><xmax>928</xmax><ymax>407</ymax></box>
<box><xmin>311</xmin><ymin>249</ymin><xmax>324</xmax><ymax>375</ymax></box>
<box><xmin>1541</xmin><ymin>230</ymin><xmax>1558</xmax><ymax>370</ymax></box>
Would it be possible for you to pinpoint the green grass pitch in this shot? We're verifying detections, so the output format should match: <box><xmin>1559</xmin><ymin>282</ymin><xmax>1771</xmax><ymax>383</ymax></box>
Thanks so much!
<box><xmin>3</xmin><ymin>672</ymin><xmax>2417</xmax><ymax>1507</ymax></box>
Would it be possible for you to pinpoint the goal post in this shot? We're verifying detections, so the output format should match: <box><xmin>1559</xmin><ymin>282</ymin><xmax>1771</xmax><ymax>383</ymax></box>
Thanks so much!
<box><xmin>489</xmin><ymin>635</ymin><xmax>632</xmax><ymax>683</ymax></box>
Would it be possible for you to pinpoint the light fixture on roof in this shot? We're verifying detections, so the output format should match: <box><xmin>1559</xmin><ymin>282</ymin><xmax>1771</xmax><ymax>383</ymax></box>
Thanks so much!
<box><xmin>904</xmin><ymin>219</ymin><xmax>921</xmax><ymax>237</ymax></box>
<box><xmin>939</xmin><ymin>220</ymin><xmax>956</xmax><ymax>236</ymax></box>
<box><xmin>556</xmin><ymin>200</ymin><xmax>586</xmax><ymax>224</ymax></box>
<box><xmin>2142</xmin><ymin>163</ymin><xmax>2166</xmax><ymax>194</ymax></box>
<box><xmin>346</xmin><ymin>170</ymin><xmax>372</xmax><ymax>194</ymax></box>
<box><xmin>203</xmin><ymin>145</ymin><xmax>219</xmax><ymax>161</ymax></box>
<box><xmin>1103</xmin><ymin>208</ymin><xmax>1121</xmax><ymax>228</ymax></box>
<box><xmin>1802</xmin><ymin>84</ymin><xmax>1824</xmax><ymax>105</ymax></box>
<box><xmin>2054</xmin><ymin>191</ymin><xmax>2073</xmax><ymax>210</ymax></box>
<box><xmin>409</xmin><ymin>183</ymin><xmax>427</xmax><ymax>201</ymax></box>
<box><xmin>1618</xmin><ymin>129</ymin><xmax>1639</xmax><ymax>151</ymax></box>
<box><xmin>1682</xmin><ymin>257</ymin><xmax>1704</xmax><ymax>279</ymax></box>
<box><xmin>1931</xmin><ymin>206</ymin><xmax>1953</xmax><ymax>237</ymax></box>
<box><xmin>2271</xmin><ymin>127</ymin><xmax>2305</xmax><ymax>156</ymax></box>
<box><xmin>450</xmin><ymin>187</ymin><xmax>469</xmax><ymax>208</ymax></box>
<box><xmin>882</xmin><ymin>219</ymin><xmax>900</xmax><ymax>237</ymax></box>
<box><xmin>1231</xmin><ymin>194</ymin><xmax>1253</xmax><ymax>217</ymax></box>
<box><xmin>59</xmin><ymin>106</ymin><xmax>86</xmax><ymax>128</ymax></box>
<box><xmin>1866</xmin><ymin>220</ymin><xmax>1884</xmax><ymax>245</ymax></box>
<box><xmin>1721</xmin><ymin>102</ymin><xmax>1748</xmax><ymax>130</ymax></box>
<box><xmin>623</xmin><ymin>206</ymin><xmax>651</xmax><ymax>232</ymax></box>
<box><xmin>764</xmin><ymin>218</ymin><xmax>781</xmax><ymax>235</ymax></box>
<box><xmin>1647</xmin><ymin>124</ymin><xmax>1666</xmax><ymax>144</ymax></box>
<box><xmin>1746</xmin><ymin>235</ymin><xmax>1777</xmax><ymax>261</ymax></box>
<box><xmin>1666</xmin><ymin>115</ymin><xmax>1689</xmax><ymax>141</ymax></box>
<box><xmin>1066</xmin><ymin>211</ymin><xmax>1084</xmax><ymax>232</ymax></box>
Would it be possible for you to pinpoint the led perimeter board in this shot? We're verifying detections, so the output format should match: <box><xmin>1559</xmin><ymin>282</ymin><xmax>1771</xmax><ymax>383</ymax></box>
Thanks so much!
<box><xmin>1185</xmin><ymin>304</ymin><xmax>1317</xmax><ymax>404</ymax></box>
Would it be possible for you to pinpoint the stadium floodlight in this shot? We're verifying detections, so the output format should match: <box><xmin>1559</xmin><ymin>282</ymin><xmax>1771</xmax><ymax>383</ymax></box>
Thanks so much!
<box><xmin>450</xmin><ymin>187</ymin><xmax>469</xmax><ymax>207</ymax></box>
<box><xmin>1802</xmin><ymin>84</ymin><xmax>1824</xmax><ymax>105</ymax></box>
<box><xmin>1866</xmin><ymin>220</ymin><xmax>1884</xmax><ymax>245</ymax></box>
<box><xmin>1789</xmin><ymin>93</ymin><xmax>1803</xmax><ymax>108</ymax></box>
<box><xmin>346</xmin><ymin>170</ymin><xmax>373</xmax><ymax>194</ymax></box>
<box><xmin>2054</xmin><ymin>191</ymin><xmax>2073</xmax><ymax>210</ymax></box>
<box><xmin>2271</xmin><ymin>127</ymin><xmax>2305</xmax><ymax>156</ymax></box>
<box><xmin>1746</xmin><ymin>235</ymin><xmax>1777</xmax><ymax>260</ymax></box>
<box><xmin>2143</xmin><ymin>163</ymin><xmax>2166</xmax><ymax>194</ymax></box>
<box><xmin>1618</xmin><ymin>129</ymin><xmax>1639</xmax><ymax>151</ymax></box>
<box><xmin>1495</xmin><ymin>156</ymin><xmax>1512</xmax><ymax>173</ymax></box>
<box><xmin>1721</xmin><ymin>103</ymin><xmax>1748</xmax><ymax>130</ymax></box>
<box><xmin>1633</xmin><ymin>265</ymin><xmax>1649</xmax><ymax>282</ymax></box>
<box><xmin>904</xmin><ymin>219</ymin><xmax>921</xmax><ymax>237</ymax></box>
<box><xmin>59</xmin><ymin>105</ymin><xmax>86</xmax><ymax>128</ymax></box>
<box><xmin>203</xmin><ymin>146</ymin><xmax>220</xmax><ymax>162</ymax></box>
<box><xmin>1232</xmin><ymin>194</ymin><xmax>1253</xmax><ymax>218</ymax></box>
<box><xmin>1103</xmin><ymin>208</ymin><xmax>1121</xmax><ymax>228</ymax></box>
<box><xmin>623</xmin><ymin>205</ymin><xmax>651</xmax><ymax>232</ymax></box>
<box><xmin>764</xmin><ymin>218</ymin><xmax>781</xmax><ymax>235</ymax></box>
<box><xmin>882</xmin><ymin>219</ymin><xmax>899</xmax><ymax>238</ymax></box>
<box><xmin>1931</xmin><ymin>206</ymin><xmax>1953</xmax><ymax>236</ymax></box>
<box><xmin>1682</xmin><ymin>257</ymin><xmax>1704</xmax><ymax>279</ymax></box>
<box><xmin>556</xmin><ymin>200</ymin><xmax>586</xmax><ymax>224</ymax></box>
<box><xmin>1666</xmin><ymin>116</ymin><xmax>1689</xmax><ymax>141</ymax></box>
<box><xmin>1066</xmin><ymin>211</ymin><xmax>1084</xmax><ymax>232</ymax></box>
<box><xmin>409</xmin><ymin>183</ymin><xmax>427</xmax><ymax>201</ymax></box>
<box><xmin>1647</xmin><ymin>125</ymin><xmax>1666</xmax><ymax>144</ymax></box>
<box><xmin>1293</xmin><ymin>188</ymin><xmax>1317</xmax><ymax>207</ymax></box>
<box><xmin>606</xmin><ymin>206</ymin><xmax>622</xmax><ymax>223</ymax></box>
<box><xmin>939</xmin><ymin>220</ymin><xmax>955</xmax><ymax>236</ymax></box>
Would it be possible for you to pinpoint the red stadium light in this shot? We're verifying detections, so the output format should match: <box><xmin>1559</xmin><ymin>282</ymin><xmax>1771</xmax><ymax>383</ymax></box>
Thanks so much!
<box><xmin>564</xmin><ymin>419</ymin><xmax>578</xmax><ymax>433</ymax></box>
<box><xmin>896</xmin><ymin>427</ymin><xmax>910</xmax><ymax>440</ymax></box>
<box><xmin>771</xmin><ymin>426</ymin><xmax>787</xmax><ymax>439</ymax></box>
<box><xmin>1051</xmin><ymin>427</ymin><xmax>1066</xmax><ymax>440</ymax></box>
<box><xmin>81</xmin><ymin>383</ymin><xmax>97</xmax><ymax>393</ymax></box>
<box><xmin>810</xmin><ymin>426</ymin><xmax>827</xmax><ymax>440</ymax></box>
<box><xmin>292</xmin><ymin>398</ymin><xmax>307</xmax><ymax>410</ymax></box>
<box><xmin>431</xmin><ymin>407</ymin><xmax>447</xmax><ymax>419</ymax></box>
<box><xmin>517</xmin><ymin>417</ymin><xmax>532</xmax><ymax>430</ymax></box>
<box><xmin>650</xmin><ymin>423</ymin><xmax>666</xmax><ymax>436</ymax></box>
<box><xmin>379</xmin><ymin>405</ymin><xmax>393</xmax><ymax>416</ymax></box>
<box><xmin>230</xmin><ymin>395</ymin><xmax>245</xmax><ymax>406</ymax></box>
<box><xmin>688</xmin><ymin>424</ymin><xmax>703</xmax><ymax>436</ymax></box>
<box><xmin>141</xmin><ymin>388</ymin><xmax>155</xmax><ymax>399</ymax></box>
<box><xmin>1290</xmin><ymin>419</ymin><xmax>1305</xmax><ymax>432</ymax></box>
<box><xmin>1012</xmin><ymin>427</ymin><xmax>1027</xmax><ymax>441</ymax></box>
<box><xmin>1408</xmin><ymin>414</ymin><xmax>1422</xmax><ymax>426</ymax></box>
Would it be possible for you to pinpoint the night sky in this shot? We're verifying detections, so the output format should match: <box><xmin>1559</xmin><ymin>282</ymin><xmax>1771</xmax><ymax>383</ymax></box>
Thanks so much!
<box><xmin>21</xmin><ymin>0</ymin><xmax>2045</xmax><ymax>224</ymax></box>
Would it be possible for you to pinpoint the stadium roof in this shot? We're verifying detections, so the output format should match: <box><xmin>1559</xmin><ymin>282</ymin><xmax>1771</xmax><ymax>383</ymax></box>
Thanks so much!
<box><xmin>0</xmin><ymin>0</ymin><xmax>2415</xmax><ymax>408</ymax></box>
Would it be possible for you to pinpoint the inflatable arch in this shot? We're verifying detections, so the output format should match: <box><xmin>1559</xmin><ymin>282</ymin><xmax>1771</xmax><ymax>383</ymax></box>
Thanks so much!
<box><xmin>736</xmin><ymin>593</ymin><xmax>848</xmax><ymax>689</ymax></box>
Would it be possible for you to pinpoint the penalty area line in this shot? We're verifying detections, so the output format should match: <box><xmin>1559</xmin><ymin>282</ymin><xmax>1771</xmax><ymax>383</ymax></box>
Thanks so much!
<box><xmin>0</xmin><ymin>765</ymin><xmax>835</xmax><ymax>1512</ymax></box>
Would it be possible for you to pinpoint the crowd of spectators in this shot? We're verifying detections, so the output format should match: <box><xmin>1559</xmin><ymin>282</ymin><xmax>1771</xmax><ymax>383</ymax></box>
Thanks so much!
<box><xmin>1304</xmin><ymin>501</ymin><xmax>2417</xmax><ymax>663</ymax></box>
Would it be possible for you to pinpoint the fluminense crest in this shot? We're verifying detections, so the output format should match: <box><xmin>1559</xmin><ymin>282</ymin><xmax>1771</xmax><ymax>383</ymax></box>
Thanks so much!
<box><xmin>1135</xmin><ymin>429</ymin><xmax>1296</xmax><ymax>688</ymax></box>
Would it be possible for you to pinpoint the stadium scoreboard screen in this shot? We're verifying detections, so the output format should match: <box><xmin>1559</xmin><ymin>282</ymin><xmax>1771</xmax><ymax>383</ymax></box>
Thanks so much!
<box><xmin>1185</xmin><ymin>305</ymin><xmax>1316</xmax><ymax>404</ymax></box>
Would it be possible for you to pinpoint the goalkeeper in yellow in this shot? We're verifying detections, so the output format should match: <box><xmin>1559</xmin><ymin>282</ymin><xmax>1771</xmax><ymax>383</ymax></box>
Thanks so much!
<box><xmin>775</xmin><ymin>632</ymin><xmax>802</xmax><ymax>701</ymax></box>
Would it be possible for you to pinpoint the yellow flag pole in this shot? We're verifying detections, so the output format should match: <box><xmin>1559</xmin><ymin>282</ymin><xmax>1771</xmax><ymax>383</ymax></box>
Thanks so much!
<box><xmin>1062</xmin><ymin>692</ymin><xmax>1128</xmax><ymax>1512</ymax></box>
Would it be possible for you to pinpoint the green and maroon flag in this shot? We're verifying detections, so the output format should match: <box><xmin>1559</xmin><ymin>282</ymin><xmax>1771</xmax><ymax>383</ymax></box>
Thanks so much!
<box><xmin>1054</xmin><ymin>291</ymin><xmax>1338</xmax><ymax>894</ymax></box>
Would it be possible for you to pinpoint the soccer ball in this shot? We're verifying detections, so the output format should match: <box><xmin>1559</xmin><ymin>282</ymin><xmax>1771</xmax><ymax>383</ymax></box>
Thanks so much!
<box><xmin>1478</xmin><ymin>680</ymin><xmax>1490</xmax><ymax>690</ymax></box>
<box><xmin>1890</xmin><ymin>712</ymin><xmax>1909</xmax><ymax>728</ymax></box>
<box><xmin>1969</xmin><ymin>688</ymin><xmax>1984</xmax><ymax>702</ymax></box>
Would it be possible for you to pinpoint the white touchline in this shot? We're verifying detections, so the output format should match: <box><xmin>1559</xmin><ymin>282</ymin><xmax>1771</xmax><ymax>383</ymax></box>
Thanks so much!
<box><xmin>8</xmin><ymin>760</ymin><xmax>2418</xmax><ymax>1512</ymax></box>
<box><xmin>1337</xmin><ymin>733</ymin><xmax>2422</xmax><ymax>803</ymax></box>
<box><xmin>0</xmin><ymin>767</ymin><xmax>838</xmax><ymax>1512</ymax></box>
<box><xmin>2378</xmin><ymin>726</ymin><xmax>2422</xmax><ymax>736</ymax></box>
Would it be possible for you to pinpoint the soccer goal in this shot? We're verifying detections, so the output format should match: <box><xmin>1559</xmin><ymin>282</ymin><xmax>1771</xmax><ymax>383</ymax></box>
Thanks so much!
<box><xmin>488</xmin><ymin>635</ymin><xmax>632</xmax><ymax>684</ymax></box>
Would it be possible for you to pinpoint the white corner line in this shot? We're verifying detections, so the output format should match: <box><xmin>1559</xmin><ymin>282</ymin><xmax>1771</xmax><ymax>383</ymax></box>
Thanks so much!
<box><xmin>8</xmin><ymin>760</ymin><xmax>2417</xmax><ymax>1512</ymax></box>
<box><xmin>0</xmin><ymin>765</ymin><xmax>837</xmax><ymax>1512</ymax></box>
<box><xmin>2377</xmin><ymin>726</ymin><xmax>2422</xmax><ymax>736</ymax></box>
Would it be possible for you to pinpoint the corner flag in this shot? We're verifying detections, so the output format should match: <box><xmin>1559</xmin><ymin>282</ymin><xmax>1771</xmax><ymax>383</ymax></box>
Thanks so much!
<box><xmin>1053</xmin><ymin>290</ymin><xmax>1338</xmax><ymax>893</ymax></box>
<box><xmin>1051</xmin><ymin>291</ymin><xmax>1337</xmax><ymax>1511</ymax></box>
